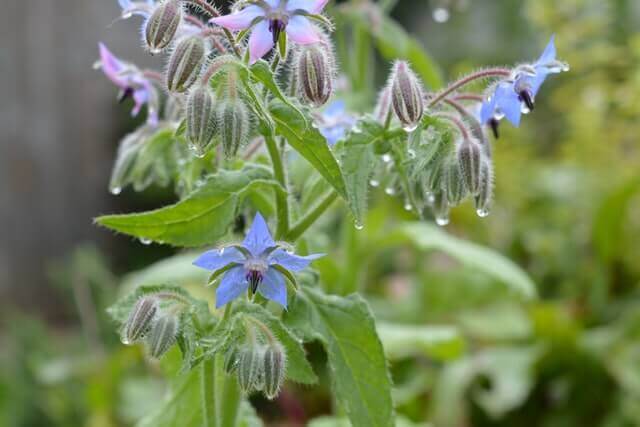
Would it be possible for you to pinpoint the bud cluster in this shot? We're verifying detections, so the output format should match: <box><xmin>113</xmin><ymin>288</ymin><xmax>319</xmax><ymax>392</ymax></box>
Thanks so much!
<box><xmin>120</xmin><ymin>295</ymin><xmax>181</xmax><ymax>359</ymax></box>
<box><xmin>223</xmin><ymin>319</ymin><xmax>287</xmax><ymax>400</ymax></box>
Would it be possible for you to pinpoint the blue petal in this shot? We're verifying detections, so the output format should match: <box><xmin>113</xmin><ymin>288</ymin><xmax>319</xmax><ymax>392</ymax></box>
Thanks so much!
<box><xmin>243</xmin><ymin>213</ymin><xmax>276</xmax><ymax>255</ymax></box>
<box><xmin>258</xmin><ymin>268</ymin><xmax>288</xmax><ymax>308</ymax></box>
<box><xmin>193</xmin><ymin>247</ymin><xmax>245</xmax><ymax>271</ymax></box>
<box><xmin>537</xmin><ymin>35</ymin><xmax>556</xmax><ymax>65</ymax></box>
<box><xmin>321</xmin><ymin>126</ymin><xmax>345</xmax><ymax>146</ymax></box>
<box><xmin>216</xmin><ymin>266</ymin><xmax>249</xmax><ymax>308</ymax></box>
<box><xmin>494</xmin><ymin>83</ymin><xmax>522</xmax><ymax>127</ymax></box>
<box><xmin>269</xmin><ymin>248</ymin><xmax>324</xmax><ymax>271</ymax></box>
<box><xmin>480</xmin><ymin>95</ymin><xmax>497</xmax><ymax>124</ymax></box>
<box><xmin>324</xmin><ymin>100</ymin><xmax>346</xmax><ymax>118</ymax></box>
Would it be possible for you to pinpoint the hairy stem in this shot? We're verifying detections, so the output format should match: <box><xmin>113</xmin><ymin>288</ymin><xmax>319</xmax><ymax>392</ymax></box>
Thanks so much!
<box><xmin>286</xmin><ymin>190</ymin><xmax>339</xmax><ymax>241</ymax></box>
<box><xmin>215</xmin><ymin>354</ymin><xmax>241</xmax><ymax>427</ymax></box>
<box><xmin>433</xmin><ymin>112</ymin><xmax>471</xmax><ymax>140</ymax></box>
<box><xmin>265</xmin><ymin>134</ymin><xmax>290</xmax><ymax>239</ymax></box>
<box><xmin>201</xmin><ymin>358</ymin><xmax>216</xmax><ymax>427</ymax></box>
<box><xmin>443</xmin><ymin>98</ymin><xmax>489</xmax><ymax>148</ymax></box>
<box><xmin>182</xmin><ymin>0</ymin><xmax>242</xmax><ymax>57</ymax></box>
<box><xmin>426</xmin><ymin>68</ymin><xmax>511</xmax><ymax>108</ymax></box>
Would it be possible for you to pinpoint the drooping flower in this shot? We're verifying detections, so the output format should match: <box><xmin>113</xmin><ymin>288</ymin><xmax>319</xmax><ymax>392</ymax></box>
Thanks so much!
<box><xmin>480</xmin><ymin>36</ymin><xmax>568</xmax><ymax>127</ymax></box>
<box><xmin>193</xmin><ymin>213</ymin><xmax>324</xmax><ymax>308</ymax></box>
<box><xmin>316</xmin><ymin>100</ymin><xmax>355</xmax><ymax>146</ymax></box>
<box><xmin>209</xmin><ymin>0</ymin><xmax>329</xmax><ymax>64</ymax></box>
<box><xmin>97</xmin><ymin>42</ymin><xmax>159</xmax><ymax>125</ymax></box>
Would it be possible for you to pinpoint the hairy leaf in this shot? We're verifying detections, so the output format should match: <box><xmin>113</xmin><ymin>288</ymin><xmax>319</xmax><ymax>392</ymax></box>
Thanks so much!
<box><xmin>377</xmin><ymin>322</ymin><xmax>465</xmax><ymax>361</ymax></box>
<box><xmin>338</xmin><ymin>118</ymin><xmax>385</xmax><ymax>224</ymax></box>
<box><xmin>269</xmin><ymin>101</ymin><xmax>347</xmax><ymax>200</ymax></box>
<box><xmin>96</xmin><ymin>165</ymin><xmax>273</xmax><ymax>247</ymax></box>
<box><xmin>285</xmin><ymin>287</ymin><xmax>394</xmax><ymax>427</ymax></box>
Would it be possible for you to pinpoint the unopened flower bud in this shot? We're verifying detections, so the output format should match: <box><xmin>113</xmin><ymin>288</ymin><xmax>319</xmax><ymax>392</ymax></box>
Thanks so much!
<box><xmin>121</xmin><ymin>297</ymin><xmax>157</xmax><ymax>344</ymax></box>
<box><xmin>166</xmin><ymin>36</ymin><xmax>206</xmax><ymax>93</ymax></box>
<box><xmin>457</xmin><ymin>139</ymin><xmax>482</xmax><ymax>194</ymax></box>
<box><xmin>147</xmin><ymin>314</ymin><xmax>179</xmax><ymax>358</ymax></box>
<box><xmin>145</xmin><ymin>0</ymin><xmax>182</xmax><ymax>54</ymax></box>
<box><xmin>474</xmin><ymin>160</ymin><xmax>494</xmax><ymax>218</ymax></box>
<box><xmin>445</xmin><ymin>161</ymin><xmax>467</xmax><ymax>206</ymax></box>
<box><xmin>186</xmin><ymin>86</ymin><xmax>216</xmax><ymax>156</ymax></box>
<box><xmin>374</xmin><ymin>87</ymin><xmax>392</xmax><ymax>123</ymax></box>
<box><xmin>237</xmin><ymin>345</ymin><xmax>264</xmax><ymax>393</ymax></box>
<box><xmin>389</xmin><ymin>61</ymin><xmax>424</xmax><ymax>131</ymax></box>
<box><xmin>262</xmin><ymin>342</ymin><xmax>286</xmax><ymax>399</ymax></box>
<box><xmin>217</xmin><ymin>99</ymin><xmax>249</xmax><ymax>158</ymax></box>
<box><xmin>295</xmin><ymin>43</ymin><xmax>334</xmax><ymax>107</ymax></box>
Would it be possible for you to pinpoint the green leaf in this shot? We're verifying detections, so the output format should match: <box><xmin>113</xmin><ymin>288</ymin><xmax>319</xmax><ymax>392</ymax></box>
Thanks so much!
<box><xmin>269</xmin><ymin>101</ymin><xmax>347</xmax><ymax>200</ymax></box>
<box><xmin>593</xmin><ymin>176</ymin><xmax>640</xmax><ymax>263</ymax></box>
<box><xmin>285</xmin><ymin>287</ymin><xmax>394</xmax><ymax>427</ymax></box>
<box><xmin>249</xmin><ymin>60</ymin><xmax>304</xmax><ymax>123</ymax></box>
<box><xmin>377</xmin><ymin>322</ymin><xmax>465</xmax><ymax>361</ymax></box>
<box><xmin>96</xmin><ymin>165</ymin><xmax>273</xmax><ymax>247</ymax></box>
<box><xmin>338</xmin><ymin>118</ymin><xmax>385</xmax><ymax>224</ymax></box>
<box><xmin>399</xmin><ymin>223</ymin><xmax>537</xmax><ymax>299</ymax></box>
<box><xmin>136</xmin><ymin>366</ymin><xmax>202</xmax><ymax>427</ymax></box>
<box><xmin>232</xmin><ymin>301</ymin><xmax>317</xmax><ymax>385</ymax></box>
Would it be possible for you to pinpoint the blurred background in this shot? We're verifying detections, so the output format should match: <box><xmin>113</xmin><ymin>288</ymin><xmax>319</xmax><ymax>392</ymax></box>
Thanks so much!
<box><xmin>3</xmin><ymin>0</ymin><xmax>640</xmax><ymax>425</ymax></box>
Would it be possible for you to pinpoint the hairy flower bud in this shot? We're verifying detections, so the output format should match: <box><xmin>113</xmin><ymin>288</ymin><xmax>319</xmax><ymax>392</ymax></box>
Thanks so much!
<box><xmin>147</xmin><ymin>314</ymin><xmax>178</xmax><ymax>358</ymax></box>
<box><xmin>457</xmin><ymin>139</ymin><xmax>483</xmax><ymax>194</ymax></box>
<box><xmin>237</xmin><ymin>345</ymin><xmax>264</xmax><ymax>393</ymax></box>
<box><xmin>262</xmin><ymin>342</ymin><xmax>286</xmax><ymax>399</ymax></box>
<box><xmin>217</xmin><ymin>99</ymin><xmax>249</xmax><ymax>158</ymax></box>
<box><xmin>295</xmin><ymin>43</ymin><xmax>334</xmax><ymax>107</ymax></box>
<box><xmin>186</xmin><ymin>86</ymin><xmax>216</xmax><ymax>156</ymax></box>
<box><xmin>145</xmin><ymin>0</ymin><xmax>182</xmax><ymax>54</ymax></box>
<box><xmin>445</xmin><ymin>161</ymin><xmax>467</xmax><ymax>206</ymax></box>
<box><xmin>374</xmin><ymin>87</ymin><xmax>392</xmax><ymax>123</ymax></box>
<box><xmin>121</xmin><ymin>296</ymin><xmax>157</xmax><ymax>344</ymax></box>
<box><xmin>166</xmin><ymin>36</ymin><xmax>205</xmax><ymax>93</ymax></box>
<box><xmin>474</xmin><ymin>159</ymin><xmax>494</xmax><ymax>218</ymax></box>
<box><xmin>389</xmin><ymin>61</ymin><xmax>424</xmax><ymax>131</ymax></box>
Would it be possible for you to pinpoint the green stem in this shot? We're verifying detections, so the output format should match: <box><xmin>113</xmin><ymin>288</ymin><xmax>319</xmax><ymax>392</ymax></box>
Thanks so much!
<box><xmin>286</xmin><ymin>190</ymin><xmax>339</xmax><ymax>241</ymax></box>
<box><xmin>215</xmin><ymin>354</ymin><xmax>241</xmax><ymax>427</ymax></box>
<box><xmin>265</xmin><ymin>134</ymin><xmax>289</xmax><ymax>239</ymax></box>
<box><xmin>201</xmin><ymin>358</ymin><xmax>216</xmax><ymax>427</ymax></box>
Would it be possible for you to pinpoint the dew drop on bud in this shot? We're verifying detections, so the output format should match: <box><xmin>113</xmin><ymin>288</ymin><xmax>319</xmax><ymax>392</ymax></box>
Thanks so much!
<box><xmin>369</xmin><ymin>179</ymin><xmax>380</xmax><ymax>187</ymax></box>
<box><xmin>92</xmin><ymin>60</ymin><xmax>102</xmax><ymax>70</ymax></box>
<box><xmin>122</xmin><ymin>11</ymin><xmax>133</xmax><ymax>19</ymax></box>
<box><xmin>407</xmin><ymin>149</ymin><xmax>416</xmax><ymax>159</ymax></box>
<box><xmin>354</xmin><ymin>220</ymin><xmax>364</xmax><ymax>230</ymax></box>
<box><xmin>476</xmin><ymin>208</ymin><xmax>490</xmax><ymax>218</ymax></box>
<box><xmin>110</xmin><ymin>186</ymin><xmax>122</xmax><ymax>195</ymax></box>
<box><xmin>404</xmin><ymin>202</ymin><xmax>413</xmax><ymax>211</ymax></box>
<box><xmin>385</xmin><ymin>186</ymin><xmax>396</xmax><ymax>196</ymax></box>
<box><xmin>382</xmin><ymin>153</ymin><xmax>392</xmax><ymax>163</ymax></box>
<box><xmin>432</xmin><ymin>7</ymin><xmax>450</xmax><ymax>23</ymax></box>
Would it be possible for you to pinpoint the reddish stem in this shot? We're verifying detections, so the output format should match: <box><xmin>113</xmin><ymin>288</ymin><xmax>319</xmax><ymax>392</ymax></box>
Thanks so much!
<box><xmin>427</xmin><ymin>68</ymin><xmax>510</xmax><ymax>108</ymax></box>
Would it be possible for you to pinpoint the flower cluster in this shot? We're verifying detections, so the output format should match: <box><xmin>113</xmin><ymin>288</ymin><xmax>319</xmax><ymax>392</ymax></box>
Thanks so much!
<box><xmin>368</xmin><ymin>36</ymin><xmax>568</xmax><ymax>224</ymax></box>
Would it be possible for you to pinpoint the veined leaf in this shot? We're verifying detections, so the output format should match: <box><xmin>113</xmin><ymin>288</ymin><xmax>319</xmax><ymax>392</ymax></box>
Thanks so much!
<box><xmin>338</xmin><ymin>118</ymin><xmax>385</xmax><ymax>224</ymax></box>
<box><xmin>96</xmin><ymin>165</ymin><xmax>273</xmax><ymax>247</ymax></box>
<box><xmin>270</xmin><ymin>101</ymin><xmax>347</xmax><ymax>200</ymax></box>
<box><xmin>285</xmin><ymin>287</ymin><xmax>394</xmax><ymax>427</ymax></box>
<box><xmin>400</xmin><ymin>223</ymin><xmax>537</xmax><ymax>299</ymax></box>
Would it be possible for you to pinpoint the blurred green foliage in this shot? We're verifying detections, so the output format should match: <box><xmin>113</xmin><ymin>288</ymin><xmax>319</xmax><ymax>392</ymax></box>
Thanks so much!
<box><xmin>4</xmin><ymin>0</ymin><xmax>640</xmax><ymax>426</ymax></box>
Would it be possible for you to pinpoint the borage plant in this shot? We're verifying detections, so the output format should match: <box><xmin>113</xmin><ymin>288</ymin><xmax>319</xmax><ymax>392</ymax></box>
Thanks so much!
<box><xmin>96</xmin><ymin>0</ymin><xmax>567</xmax><ymax>425</ymax></box>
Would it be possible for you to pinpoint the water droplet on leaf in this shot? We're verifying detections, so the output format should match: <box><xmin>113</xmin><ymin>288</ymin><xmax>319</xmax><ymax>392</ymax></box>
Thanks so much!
<box><xmin>139</xmin><ymin>237</ymin><xmax>152</xmax><ymax>245</ymax></box>
<box><xmin>385</xmin><ymin>187</ymin><xmax>396</xmax><ymax>196</ymax></box>
<box><xmin>435</xmin><ymin>215</ymin><xmax>450</xmax><ymax>226</ymax></box>
<box><xmin>382</xmin><ymin>154</ymin><xmax>392</xmax><ymax>163</ymax></box>
<box><xmin>433</xmin><ymin>7</ymin><xmax>450</xmax><ymax>23</ymax></box>
<box><xmin>476</xmin><ymin>208</ymin><xmax>490</xmax><ymax>218</ymax></box>
<box><xmin>369</xmin><ymin>179</ymin><xmax>380</xmax><ymax>187</ymax></box>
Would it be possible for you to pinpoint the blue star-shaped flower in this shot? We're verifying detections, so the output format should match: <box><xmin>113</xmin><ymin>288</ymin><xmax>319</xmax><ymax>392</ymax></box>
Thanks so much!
<box><xmin>480</xmin><ymin>36</ymin><xmax>568</xmax><ymax>127</ymax></box>
<box><xmin>193</xmin><ymin>213</ymin><xmax>323</xmax><ymax>308</ymax></box>
<box><xmin>317</xmin><ymin>100</ymin><xmax>356</xmax><ymax>146</ymax></box>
